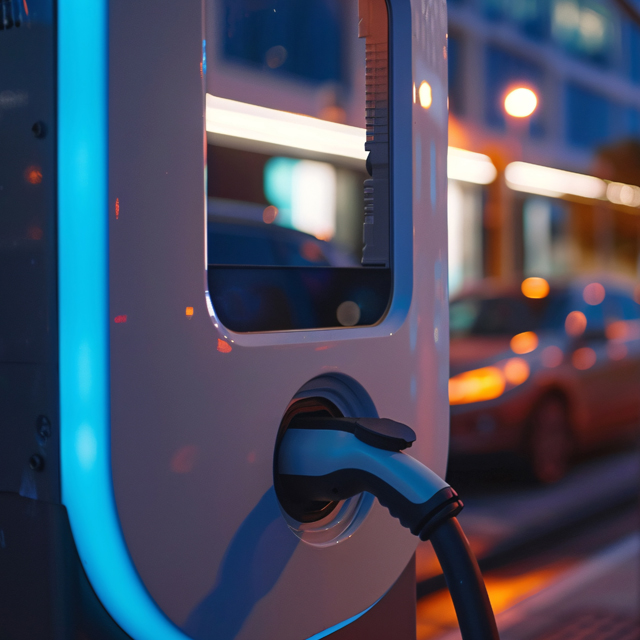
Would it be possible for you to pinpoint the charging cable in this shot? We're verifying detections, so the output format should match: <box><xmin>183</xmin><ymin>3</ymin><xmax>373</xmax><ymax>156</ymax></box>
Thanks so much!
<box><xmin>276</xmin><ymin>416</ymin><xmax>500</xmax><ymax>640</ymax></box>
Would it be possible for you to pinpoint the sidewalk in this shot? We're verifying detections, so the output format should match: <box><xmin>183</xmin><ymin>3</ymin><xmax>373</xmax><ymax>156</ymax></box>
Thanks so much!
<box><xmin>437</xmin><ymin>533</ymin><xmax>640</xmax><ymax>640</ymax></box>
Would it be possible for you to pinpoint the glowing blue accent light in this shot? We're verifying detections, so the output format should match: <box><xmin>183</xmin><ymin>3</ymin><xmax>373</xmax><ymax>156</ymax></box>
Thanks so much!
<box><xmin>57</xmin><ymin>4</ymin><xmax>384</xmax><ymax>639</ymax></box>
<box><xmin>306</xmin><ymin>599</ymin><xmax>379</xmax><ymax>640</ymax></box>
<box><xmin>58</xmin><ymin>2</ymin><xmax>188</xmax><ymax>638</ymax></box>
<box><xmin>203</xmin><ymin>40</ymin><xmax>207</xmax><ymax>75</ymax></box>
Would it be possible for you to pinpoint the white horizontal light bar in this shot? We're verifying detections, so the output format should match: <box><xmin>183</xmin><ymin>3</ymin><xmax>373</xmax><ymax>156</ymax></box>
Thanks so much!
<box><xmin>448</xmin><ymin>147</ymin><xmax>498</xmax><ymax>185</ymax></box>
<box><xmin>505</xmin><ymin>161</ymin><xmax>607</xmax><ymax>200</ymax></box>
<box><xmin>506</xmin><ymin>161</ymin><xmax>640</xmax><ymax>208</ymax></box>
<box><xmin>206</xmin><ymin>95</ymin><xmax>368</xmax><ymax>160</ymax></box>
<box><xmin>207</xmin><ymin>95</ymin><xmax>498</xmax><ymax>185</ymax></box>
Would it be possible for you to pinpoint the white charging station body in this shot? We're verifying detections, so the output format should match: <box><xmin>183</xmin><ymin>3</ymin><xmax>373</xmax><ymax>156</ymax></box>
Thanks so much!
<box><xmin>57</xmin><ymin>1</ymin><xmax>449</xmax><ymax>639</ymax></box>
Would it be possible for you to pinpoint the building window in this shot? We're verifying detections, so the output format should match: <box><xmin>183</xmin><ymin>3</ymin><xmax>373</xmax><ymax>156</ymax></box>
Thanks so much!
<box><xmin>628</xmin><ymin>20</ymin><xmax>640</xmax><ymax>84</ymax></box>
<box><xmin>485</xmin><ymin>45</ymin><xmax>545</xmax><ymax>137</ymax></box>
<box><xmin>565</xmin><ymin>82</ymin><xmax>611</xmax><ymax>148</ymax></box>
<box><xmin>448</xmin><ymin>32</ymin><xmax>464</xmax><ymax>117</ymax></box>
<box><xmin>628</xmin><ymin>108</ymin><xmax>640</xmax><ymax>136</ymax></box>
<box><xmin>480</xmin><ymin>0</ymin><xmax>549</xmax><ymax>39</ymax></box>
<box><xmin>222</xmin><ymin>0</ymin><xmax>346</xmax><ymax>85</ymax></box>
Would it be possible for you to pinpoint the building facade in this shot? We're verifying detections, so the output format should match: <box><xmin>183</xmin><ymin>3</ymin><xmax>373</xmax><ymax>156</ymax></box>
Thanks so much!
<box><xmin>447</xmin><ymin>0</ymin><xmax>640</xmax><ymax>293</ymax></box>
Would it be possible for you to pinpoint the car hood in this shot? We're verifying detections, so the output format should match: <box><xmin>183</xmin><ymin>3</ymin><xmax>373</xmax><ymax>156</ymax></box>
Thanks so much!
<box><xmin>450</xmin><ymin>336</ymin><xmax>512</xmax><ymax>374</ymax></box>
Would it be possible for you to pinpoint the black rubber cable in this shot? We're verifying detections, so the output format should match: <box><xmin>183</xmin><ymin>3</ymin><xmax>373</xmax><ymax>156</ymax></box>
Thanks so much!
<box><xmin>429</xmin><ymin>517</ymin><xmax>500</xmax><ymax>640</ymax></box>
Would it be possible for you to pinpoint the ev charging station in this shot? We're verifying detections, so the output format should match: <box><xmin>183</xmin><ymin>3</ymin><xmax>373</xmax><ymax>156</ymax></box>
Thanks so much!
<box><xmin>0</xmin><ymin>1</ymin><xmax>498</xmax><ymax>639</ymax></box>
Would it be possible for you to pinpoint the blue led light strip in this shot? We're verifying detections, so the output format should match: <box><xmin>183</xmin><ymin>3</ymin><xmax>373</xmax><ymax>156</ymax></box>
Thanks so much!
<box><xmin>58</xmin><ymin>2</ymin><xmax>188</xmax><ymax>638</ymax></box>
<box><xmin>57</xmin><ymin>3</ymin><xmax>378</xmax><ymax>639</ymax></box>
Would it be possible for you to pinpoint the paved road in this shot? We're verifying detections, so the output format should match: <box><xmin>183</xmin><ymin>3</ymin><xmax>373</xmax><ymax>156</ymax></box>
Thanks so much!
<box><xmin>416</xmin><ymin>449</ymin><xmax>640</xmax><ymax>640</ymax></box>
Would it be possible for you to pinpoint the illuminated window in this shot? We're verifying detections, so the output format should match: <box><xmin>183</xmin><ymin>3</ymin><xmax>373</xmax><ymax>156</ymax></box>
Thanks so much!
<box><xmin>552</xmin><ymin>0</ymin><xmax>614</xmax><ymax>65</ymax></box>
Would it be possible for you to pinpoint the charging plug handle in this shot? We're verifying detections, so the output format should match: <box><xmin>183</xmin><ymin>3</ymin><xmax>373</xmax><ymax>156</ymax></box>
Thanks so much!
<box><xmin>276</xmin><ymin>416</ymin><xmax>500</xmax><ymax>640</ymax></box>
<box><xmin>278</xmin><ymin>416</ymin><xmax>463</xmax><ymax>538</ymax></box>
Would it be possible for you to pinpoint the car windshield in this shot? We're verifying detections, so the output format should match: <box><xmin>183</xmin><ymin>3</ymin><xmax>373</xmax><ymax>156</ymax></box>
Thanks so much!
<box><xmin>450</xmin><ymin>292</ymin><xmax>569</xmax><ymax>338</ymax></box>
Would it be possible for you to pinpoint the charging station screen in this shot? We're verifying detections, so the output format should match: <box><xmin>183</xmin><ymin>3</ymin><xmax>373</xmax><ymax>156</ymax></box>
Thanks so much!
<box><xmin>206</xmin><ymin>0</ymin><xmax>391</xmax><ymax>332</ymax></box>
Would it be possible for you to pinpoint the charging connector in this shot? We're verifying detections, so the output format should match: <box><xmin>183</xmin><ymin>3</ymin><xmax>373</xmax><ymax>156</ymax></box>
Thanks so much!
<box><xmin>275</xmin><ymin>415</ymin><xmax>500</xmax><ymax>640</ymax></box>
<box><xmin>277</xmin><ymin>417</ymin><xmax>463</xmax><ymax>539</ymax></box>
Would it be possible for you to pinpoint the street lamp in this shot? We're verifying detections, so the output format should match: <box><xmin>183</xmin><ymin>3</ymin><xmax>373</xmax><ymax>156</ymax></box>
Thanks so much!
<box><xmin>504</xmin><ymin>87</ymin><xmax>538</xmax><ymax>119</ymax></box>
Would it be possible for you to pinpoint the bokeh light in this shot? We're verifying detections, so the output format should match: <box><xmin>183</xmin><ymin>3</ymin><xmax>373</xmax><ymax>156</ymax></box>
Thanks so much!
<box><xmin>263</xmin><ymin>205</ymin><xmax>278</xmax><ymax>224</ymax></box>
<box><xmin>217</xmin><ymin>339</ymin><xmax>232</xmax><ymax>354</ymax></box>
<box><xmin>504</xmin><ymin>87</ymin><xmax>538</xmax><ymax>118</ymax></box>
<box><xmin>542</xmin><ymin>345</ymin><xmax>564</xmax><ymax>368</ymax></box>
<box><xmin>511</xmin><ymin>331</ymin><xmax>539</xmax><ymax>354</ymax></box>
<box><xmin>565</xmin><ymin>311</ymin><xmax>587</xmax><ymax>336</ymax></box>
<box><xmin>336</xmin><ymin>301</ymin><xmax>361</xmax><ymax>327</ymax></box>
<box><xmin>521</xmin><ymin>277</ymin><xmax>550</xmax><ymax>299</ymax></box>
<box><xmin>504</xmin><ymin>358</ymin><xmax>530</xmax><ymax>385</ymax></box>
<box><xmin>583</xmin><ymin>282</ymin><xmax>605</xmax><ymax>305</ymax></box>
<box><xmin>572</xmin><ymin>347</ymin><xmax>596</xmax><ymax>370</ymax></box>
<box><xmin>419</xmin><ymin>81</ymin><xmax>433</xmax><ymax>109</ymax></box>
<box><xmin>449</xmin><ymin>366</ymin><xmax>506</xmax><ymax>405</ymax></box>
<box><xmin>25</xmin><ymin>165</ymin><xmax>43</xmax><ymax>184</ymax></box>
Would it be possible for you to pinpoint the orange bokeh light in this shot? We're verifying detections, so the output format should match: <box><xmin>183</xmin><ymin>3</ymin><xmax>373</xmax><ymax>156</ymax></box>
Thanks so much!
<box><xmin>521</xmin><ymin>277</ymin><xmax>550</xmax><ymax>299</ymax></box>
<box><xmin>503</xmin><ymin>358</ymin><xmax>530</xmax><ymax>386</ymax></box>
<box><xmin>449</xmin><ymin>366</ymin><xmax>505</xmax><ymax>405</ymax></box>
<box><xmin>606</xmin><ymin>320</ymin><xmax>640</xmax><ymax>341</ymax></box>
<box><xmin>510</xmin><ymin>331</ymin><xmax>539</xmax><ymax>354</ymax></box>
<box><xmin>541</xmin><ymin>345</ymin><xmax>563</xmax><ymax>368</ymax></box>
<box><xmin>25</xmin><ymin>166</ymin><xmax>43</xmax><ymax>185</ymax></box>
<box><xmin>217</xmin><ymin>339</ymin><xmax>232</xmax><ymax>354</ymax></box>
<box><xmin>572</xmin><ymin>347</ymin><xmax>596</xmax><ymax>370</ymax></box>
<box><xmin>565</xmin><ymin>311</ymin><xmax>587</xmax><ymax>337</ymax></box>
<box><xmin>606</xmin><ymin>320</ymin><xmax>628</xmax><ymax>340</ymax></box>
<box><xmin>583</xmin><ymin>282</ymin><xmax>605</xmax><ymax>306</ymax></box>
<box><xmin>185</xmin><ymin>307</ymin><xmax>194</xmax><ymax>317</ymax></box>
<box><xmin>504</xmin><ymin>87</ymin><xmax>538</xmax><ymax>118</ymax></box>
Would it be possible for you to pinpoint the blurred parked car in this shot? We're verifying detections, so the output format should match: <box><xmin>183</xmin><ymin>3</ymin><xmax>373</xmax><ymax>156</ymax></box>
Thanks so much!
<box><xmin>206</xmin><ymin>217</ymin><xmax>391</xmax><ymax>331</ymax></box>
<box><xmin>449</xmin><ymin>276</ymin><xmax>640</xmax><ymax>483</ymax></box>
<box><xmin>208</xmin><ymin>215</ymin><xmax>357</xmax><ymax>268</ymax></box>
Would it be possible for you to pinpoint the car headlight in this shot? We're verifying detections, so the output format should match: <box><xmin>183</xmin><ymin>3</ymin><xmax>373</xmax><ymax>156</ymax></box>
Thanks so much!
<box><xmin>449</xmin><ymin>358</ymin><xmax>530</xmax><ymax>406</ymax></box>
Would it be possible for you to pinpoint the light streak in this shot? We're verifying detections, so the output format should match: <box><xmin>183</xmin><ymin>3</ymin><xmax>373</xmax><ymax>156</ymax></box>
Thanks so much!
<box><xmin>207</xmin><ymin>95</ymin><xmax>498</xmax><ymax>185</ymax></box>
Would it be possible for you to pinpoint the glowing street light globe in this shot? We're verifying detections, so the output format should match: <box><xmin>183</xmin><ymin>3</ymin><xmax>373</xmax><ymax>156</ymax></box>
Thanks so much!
<box><xmin>504</xmin><ymin>87</ymin><xmax>538</xmax><ymax>118</ymax></box>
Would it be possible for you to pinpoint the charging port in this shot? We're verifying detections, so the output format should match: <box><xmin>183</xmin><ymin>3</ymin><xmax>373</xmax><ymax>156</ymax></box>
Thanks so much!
<box><xmin>274</xmin><ymin>397</ymin><xmax>344</xmax><ymax>523</ymax></box>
